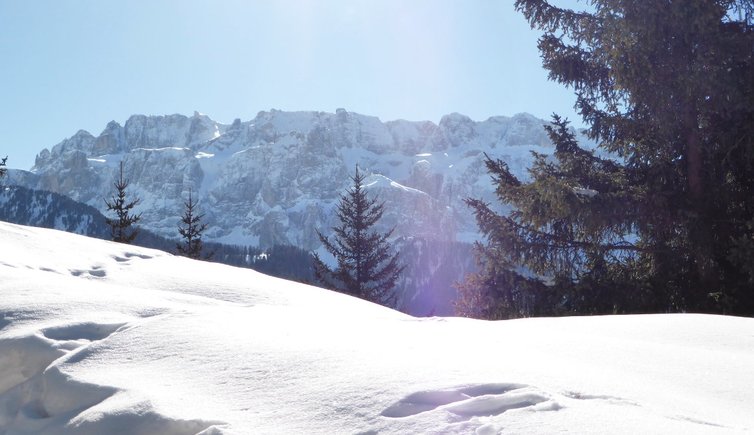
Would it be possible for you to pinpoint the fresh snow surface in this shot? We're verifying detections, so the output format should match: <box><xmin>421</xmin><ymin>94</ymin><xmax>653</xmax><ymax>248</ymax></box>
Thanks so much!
<box><xmin>1</xmin><ymin>221</ymin><xmax>753</xmax><ymax>434</ymax></box>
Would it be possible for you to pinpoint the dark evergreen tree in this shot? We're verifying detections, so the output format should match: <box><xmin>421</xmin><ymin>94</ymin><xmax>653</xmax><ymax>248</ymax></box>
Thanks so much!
<box><xmin>104</xmin><ymin>161</ymin><xmax>141</xmax><ymax>244</ymax></box>
<box><xmin>176</xmin><ymin>188</ymin><xmax>208</xmax><ymax>260</ymax></box>
<box><xmin>459</xmin><ymin>1</ymin><xmax>754</xmax><ymax>319</ymax></box>
<box><xmin>313</xmin><ymin>166</ymin><xmax>404</xmax><ymax>307</ymax></box>
<box><xmin>0</xmin><ymin>156</ymin><xmax>7</xmax><ymax>180</ymax></box>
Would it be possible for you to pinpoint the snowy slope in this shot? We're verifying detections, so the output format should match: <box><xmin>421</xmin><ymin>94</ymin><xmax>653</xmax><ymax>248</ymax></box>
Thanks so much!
<box><xmin>1</xmin><ymin>222</ymin><xmax>752</xmax><ymax>434</ymax></box>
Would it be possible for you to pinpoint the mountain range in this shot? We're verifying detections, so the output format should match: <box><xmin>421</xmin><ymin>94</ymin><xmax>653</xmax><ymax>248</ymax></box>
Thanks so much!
<box><xmin>7</xmin><ymin>109</ymin><xmax>565</xmax><ymax>249</ymax></box>
<box><xmin>4</xmin><ymin>109</ymin><xmax>585</xmax><ymax>314</ymax></box>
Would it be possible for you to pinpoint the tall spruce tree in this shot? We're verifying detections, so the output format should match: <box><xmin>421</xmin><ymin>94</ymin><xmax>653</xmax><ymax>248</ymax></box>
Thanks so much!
<box><xmin>313</xmin><ymin>166</ymin><xmax>404</xmax><ymax>307</ymax></box>
<box><xmin>458</xmin><ymin>1</ymin><xmax>754</xmax><ymax>319</ymax></box>
<box><xmin>0</xmin><ymin>156</ymin><xmax>7</xmax><ymax>181</ymax></box>
<box><xmin>104</xmin><ymin>161</ymin><xmax>141</xmax><ymax>244</ymax></box>
<box><xmin>177</xmin><ymin>188</ymin><xmax>208</xmax><ymax>260</ymax></box>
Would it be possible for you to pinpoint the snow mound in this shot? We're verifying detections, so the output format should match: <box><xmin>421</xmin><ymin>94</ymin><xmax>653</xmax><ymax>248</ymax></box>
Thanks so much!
<box><xmin>0</xmin><ymin>319</ymin><xmax>222</xmax><ymax>434</ymax></box>
<box><xmin>1</xmin><ymin>222</ymin><xmax>753</xmax><ymax>434</ymax></box>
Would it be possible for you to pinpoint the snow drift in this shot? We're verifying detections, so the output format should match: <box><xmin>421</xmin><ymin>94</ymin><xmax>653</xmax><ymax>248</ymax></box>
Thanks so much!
<box><xmin>1</xmin><ymin>221</ymin><xmax>752</xmax><ymax>434</ymax></box>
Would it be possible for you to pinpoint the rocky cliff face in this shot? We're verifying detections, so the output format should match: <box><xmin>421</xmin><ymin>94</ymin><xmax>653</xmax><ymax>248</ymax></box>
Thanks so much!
<box><xmin>14</xmin><ymin>109</ymin><xmax>568</xmax><ymax>250</ymax></box>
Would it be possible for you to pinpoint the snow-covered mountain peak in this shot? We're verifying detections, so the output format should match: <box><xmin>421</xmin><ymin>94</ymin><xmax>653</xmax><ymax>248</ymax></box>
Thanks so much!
<box><xmin>16</xmin><ymin>109</ymin><xmax>581</xmax><ymax>249</ymax></box>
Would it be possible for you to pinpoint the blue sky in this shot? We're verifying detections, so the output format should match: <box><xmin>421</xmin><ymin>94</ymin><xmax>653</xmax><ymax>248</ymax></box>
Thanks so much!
<box><xmin>0</xmin><ymin>0</ymin><xmax>580</xmax><ymax>170</ymax></box>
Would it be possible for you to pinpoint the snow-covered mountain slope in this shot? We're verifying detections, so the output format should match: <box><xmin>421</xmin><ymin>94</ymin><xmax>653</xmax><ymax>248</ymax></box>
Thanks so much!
<box><xmin>1</xmin><ymin>222</ymin><xmax>752</xmax><ymax>434</ymax></box>
<box><xmin>10</xmin><ymin>109</ymin><xmax>572</xmax><ymax>249</ymax></box>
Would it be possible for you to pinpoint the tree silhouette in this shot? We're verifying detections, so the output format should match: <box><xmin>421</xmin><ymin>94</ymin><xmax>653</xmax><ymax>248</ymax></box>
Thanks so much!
<box><xmin>313</xmin><ymin>166</ymin><xmax>404</xmax><ymax>307</ymax></box>
<box><xmin>177</xmin><ymin>188</ymin><xmax>209</xmax><ymax>260</ymax></box>
<box><xmin>457</xmin><ymin>1</ymin><xmax>754</xmax><ymax>318</ymax></box>
<box><xmin>0</xmin><ymin>156</ymin><xmax>7</xmax><ymax>180</ymax></box>
<box><xmin>104</xmin><ymin>161</ymin><xmax>141</xmax><ymax>244</ymax></box>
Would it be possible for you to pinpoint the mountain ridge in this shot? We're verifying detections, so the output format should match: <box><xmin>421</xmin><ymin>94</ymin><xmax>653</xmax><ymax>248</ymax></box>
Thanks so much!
<box><xmin>11</xmin><ymin>108</ymin><xmax>567</xmax><ymax>251</ymax></box>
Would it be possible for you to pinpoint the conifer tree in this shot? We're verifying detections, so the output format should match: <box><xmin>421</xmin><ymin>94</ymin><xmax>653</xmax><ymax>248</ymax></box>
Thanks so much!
<box><xmin>177</xmin><ymin>188</ymin><xmax>208</xmax><ymax>260</ymax></box>
<box><xmin>0</xmin><ymin>156</ymin><xmax>7</xmax><ymax>180</ymax></box>
<box><xmin>313</xmin><ymin>166</ymin><xmax>404</xmax><ymax>307</ymax></box>
<box><xmin>459</xmin><ymin>1</ymin><xmax>754</xmax><ymax>319</ymax></box>
<box><xmin>104</xmin><ymin>161</ymin><xmax>141</xmax><ymax>244</ymax></box>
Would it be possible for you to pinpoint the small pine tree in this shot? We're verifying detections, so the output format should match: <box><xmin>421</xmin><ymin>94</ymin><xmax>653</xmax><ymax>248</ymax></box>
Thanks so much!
<box><xmin>0</xmin><ymin>156</ymin><xmax>7</xmax><ymax>180</ymax></box>
<box><xmin>177</xmin><ymin>188</ymin><xmax>208</xmax><ymax>260</ymax></box>
<box><xmin>104</xmin><ymin>161</ymin><xmax>141</xmax><ymax>243</ymax></box>
<box><xmin>313</xmin><ymin>166</ymin><xmax>404</xmax><ymax>307</ymax></box>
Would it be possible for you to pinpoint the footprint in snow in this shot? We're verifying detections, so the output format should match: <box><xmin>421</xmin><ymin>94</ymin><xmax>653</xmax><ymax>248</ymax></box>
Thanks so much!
<box><xmin>124</xmin><ymin>252</ymin><xmax>153</xmax><ymax>260</ymax></box>
<box><xmin>41</xmin><ymin>321</ymin><xmax>127</xmax><ymax>342</ymax></box>
<box><xmin>69</xmin><ymin>265</ymin><xmax>107</xmax><ymax>278</ymax></box>
<box><xmin>381</xmin><ymin>383</ymin><xmax>551</xmax><ymax>419</ymax></box>
<box><xmin>113</xmin><ymin>252</ymin><xmax>152</xmax><ymax>263</ymax></box>
<box><xmin>563</xmin><ymin>390</ymin><xmax>639</xmax><ymax>406</ymax></box>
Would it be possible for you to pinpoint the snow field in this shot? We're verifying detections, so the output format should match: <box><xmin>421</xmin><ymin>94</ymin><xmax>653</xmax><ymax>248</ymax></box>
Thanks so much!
<box><xmin>1</xmin><ymin>221</ymin><xmax>753</xmax><ymax>434</ymax></box>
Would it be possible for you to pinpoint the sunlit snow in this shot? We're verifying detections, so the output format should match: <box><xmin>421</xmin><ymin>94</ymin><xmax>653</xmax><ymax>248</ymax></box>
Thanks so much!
<box><xmin>132</xmin><ymin>147</ymin><xmax>189</xmax><ymax>153</ymax></box>
<box><xmin>1</xmin><ymin>222</ymin><xmax>752</xmax><ymax>434</ymax></box>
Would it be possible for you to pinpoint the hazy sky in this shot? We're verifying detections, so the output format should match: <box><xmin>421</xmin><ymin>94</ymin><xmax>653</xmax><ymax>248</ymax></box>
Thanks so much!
<box><xmin>0</xmin><ymin>0</ymin><xmax>580</xmax><ymax>170</ymax></box>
